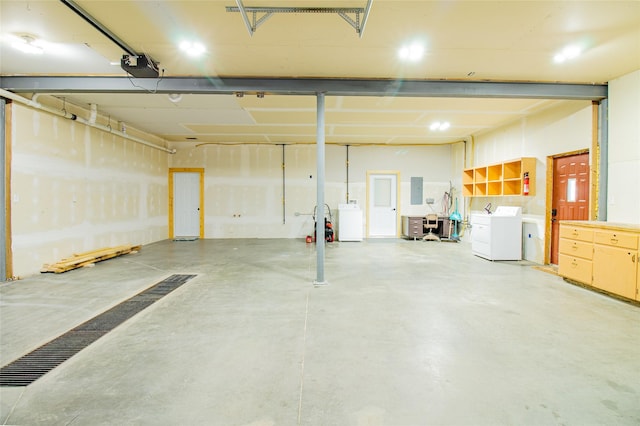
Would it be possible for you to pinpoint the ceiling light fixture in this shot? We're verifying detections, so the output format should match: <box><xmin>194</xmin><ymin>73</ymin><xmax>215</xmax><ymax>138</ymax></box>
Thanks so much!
<box><xmin>179</xmin><ymin>41</ymin><xmax>206</xmax><ymax>57</ymax></box>
<box><xmin>554</xmin><ymin>44</ymin><xmax>582</xmax><ymax>63</ymax></box>
<box><xmin>11</xmin><ymin>35</ymin><xmax>44</xmax><ymax>55</ymax></box>
<box><xmin>398</xmin><ymin>42</ymin><xmax>424</xmax><ymax>62</ymax></box>
<box><xmin>430</xmin><ymin>121</ymin><xmax>450</xmax><ymax>131</ymax></box>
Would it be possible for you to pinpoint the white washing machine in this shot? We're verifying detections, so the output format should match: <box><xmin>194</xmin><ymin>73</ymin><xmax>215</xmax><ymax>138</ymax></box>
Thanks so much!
<box><xmin>338</xmin><ymin>203</ymin><xmax>363</xmax><ymax>241</ymax></box>
<box><xmin>471</xmin><ymin>206</ymin><xmax>522</xmax><ymax>261</ymax></box>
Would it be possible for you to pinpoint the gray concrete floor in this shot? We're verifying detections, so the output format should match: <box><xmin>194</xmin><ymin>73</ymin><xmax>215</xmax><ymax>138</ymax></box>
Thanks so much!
<box><xmin>1</xmin><ymin>238</ymin><xmax>639</xmax><ymax>426</ymax></box>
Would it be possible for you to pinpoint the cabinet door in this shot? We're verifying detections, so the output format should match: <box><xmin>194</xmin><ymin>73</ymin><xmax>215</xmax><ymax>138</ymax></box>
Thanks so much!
<box><xmin>559</xmin><ymin>254</ymin><xmax>592</xmax><ymax>285</ymax></box>
<box><xmin>593</xmin><ymin>245</ymin><xmax>637</xmax><ymax>299</ymax></box>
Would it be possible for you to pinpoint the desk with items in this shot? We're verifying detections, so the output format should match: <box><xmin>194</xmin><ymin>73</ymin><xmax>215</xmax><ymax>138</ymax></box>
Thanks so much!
<box><xmin>401</xmin><ymin>215</ymin><xmax>457</xmax><ymax>241</ymax></box>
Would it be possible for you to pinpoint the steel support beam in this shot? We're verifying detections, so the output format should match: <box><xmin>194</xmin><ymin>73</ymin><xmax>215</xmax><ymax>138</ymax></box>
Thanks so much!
<box><xmin>0</xmin><ymin>76</ymin><xmax>608</xmax><ymax>100</ymax></box>
<box><xmin>314</xmin><ymin>93</ymin><xmax>327</xmax><ymax>286</ymax></box>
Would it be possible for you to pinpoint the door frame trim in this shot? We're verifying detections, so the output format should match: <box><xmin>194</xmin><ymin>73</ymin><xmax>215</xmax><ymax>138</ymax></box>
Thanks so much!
<box><xmin>365</xmin><ymin>170</ymin><xmax>401</xmax><ymax>238</ymax></box>
<box><xmin>168</xmin><ymin>168</ymin><xmax>205</xmax><ymax>239</ymax></box>
<box><xmin>544</xmin><ymin>150</ymin><xmax>590</xmax><ymax>264</ymax></box>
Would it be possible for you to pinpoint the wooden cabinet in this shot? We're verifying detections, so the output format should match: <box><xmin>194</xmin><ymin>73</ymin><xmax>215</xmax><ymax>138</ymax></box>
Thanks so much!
<box><xmin>558</xmin><ymin>225</ymin><xmax>593</xmax><ymax>285</ymax></box>
<box><xmin>462</xmin><ymin>157</ymin><xmax>536</xmax><ymax>197</ymax></box>
<box><xmin>592</xmin><ymin>230</ymin><xmax>638</xmax><ymax>300</ymax></box>
<box><xmin>558</xmin><ymin>221</ymin><xmax>640</xmax><ymax>302</ymax></box>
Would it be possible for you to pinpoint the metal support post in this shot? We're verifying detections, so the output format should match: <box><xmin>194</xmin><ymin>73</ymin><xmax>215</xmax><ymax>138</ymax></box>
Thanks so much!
<box><xmin>598</xmin><ymin>98</ymin><xmax>608</xmax><ymax>221</ymax></box>
<box><xmin>314</xmin><ymin>93</ymin><xmax>327</xmax><ymax>285</ymax></box>
<box><xmin>0</xmin><ymin>98</ymin><xmax>6</xmax><ymax>280</ymax></box>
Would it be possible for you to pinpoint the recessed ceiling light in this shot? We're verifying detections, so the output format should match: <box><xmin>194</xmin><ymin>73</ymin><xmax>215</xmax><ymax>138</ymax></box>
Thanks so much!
<box><xmin>429</xmin><ymin>121</ymin><xmax>450</xmax><ymax>131</ymax></box>
<box><xmin>554</xmin><ymin>44</ymin><xmax>582</xmax><ymax>63</ymax></box>
<box><xmin>10</xmin><ymin>35</ymin><xmax>44</xmax><ymax>55</ymax></box>
<box><xmin>179</xmin><ymin>41</ymin><xmax>206</xmax><ymax>57</ymax></box>
<box><xmin>167</xmin><ymin>93</ymin><xmax>183</xmax><ymax>103</ymax></box>
<box><xmin>398</xmin><ymin>42</ymin><xmax>424</xmax><ymax>62</ymax></box>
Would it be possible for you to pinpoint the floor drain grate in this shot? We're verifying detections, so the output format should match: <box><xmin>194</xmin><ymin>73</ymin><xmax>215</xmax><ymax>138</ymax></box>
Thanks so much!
<box><xmin>0</xmin><ymin>274</ymin><xmax>196</xmax><ymax>387</ymax></box>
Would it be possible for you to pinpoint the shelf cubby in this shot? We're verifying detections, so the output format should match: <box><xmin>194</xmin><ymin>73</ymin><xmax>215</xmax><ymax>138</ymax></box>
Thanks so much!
<box><xmin>463</xmin><ymin>169</ymin><xmax>474</xmax><ymax>185</ymax></box>
<box><xmin>487</xmin><ymin>181</ymin><xmax>503</xmax><ymax>196</ymax></box>
<box><xmin>474</xmin><ymin>167</ymin><xmax>488</xmax><ymax>183</ymax></box>
<box><xmin>503</xmin><ymin>160</ymin><xmax>522</xmax><ymax>180</ymax></box>
<box><xmin>487</xmin><ymin>164</ymin><xmax>503</xmax><ymax>181</ymax></box>
<box><xmin>474</xmin><ymin>182</ymin><xmax>487</xmax><ymax>196</ymax></box>
<box><xmin>503</xmin><ymin>179</ymin><xmax>522</xmax><ymax>195</ymax></box>
<box><xmin>462</xmin><ymin>157</ymin><xmax>536</xmax><ymax>197</ymax></box>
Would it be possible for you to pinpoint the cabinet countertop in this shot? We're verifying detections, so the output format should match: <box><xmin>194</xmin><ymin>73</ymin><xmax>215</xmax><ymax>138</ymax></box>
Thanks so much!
<box><xmin>560</xmin><ymin>220</ymin><xmax>640</xmax><ymax>232</ymax></box>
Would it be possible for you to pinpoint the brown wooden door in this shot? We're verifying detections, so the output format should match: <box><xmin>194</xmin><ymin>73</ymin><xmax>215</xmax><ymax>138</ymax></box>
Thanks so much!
<box><xmin>550</xmin><ymin>153</ymin><xmax>590</xmax><ymax>264</ymax></box>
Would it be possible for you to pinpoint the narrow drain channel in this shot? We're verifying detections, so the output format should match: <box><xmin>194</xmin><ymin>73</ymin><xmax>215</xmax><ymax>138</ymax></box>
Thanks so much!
<box><xmin>0</xmin><ymin>274</ymin><xmax>197</xmax><ymax>387</ymax></box>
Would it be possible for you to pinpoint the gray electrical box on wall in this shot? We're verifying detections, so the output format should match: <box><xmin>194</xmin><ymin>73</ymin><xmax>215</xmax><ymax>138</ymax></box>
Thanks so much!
<box><xmin>410</xmin><ymin>177</ymin><xmax>423</xmax><ymax>205</ymax></box>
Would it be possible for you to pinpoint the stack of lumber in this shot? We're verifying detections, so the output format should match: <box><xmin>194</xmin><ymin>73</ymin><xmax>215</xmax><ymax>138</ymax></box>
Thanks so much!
<box><xmin>41</xmin><ymin>244</ymin><xmax>141</xmax><ymax>274</ymax></box>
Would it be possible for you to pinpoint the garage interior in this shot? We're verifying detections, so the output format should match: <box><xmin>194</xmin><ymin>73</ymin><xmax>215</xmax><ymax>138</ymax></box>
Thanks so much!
<box><xmin>1</xmin><ymin>1</ymin><xmax>639</xmax><ymax>425</ymax></box>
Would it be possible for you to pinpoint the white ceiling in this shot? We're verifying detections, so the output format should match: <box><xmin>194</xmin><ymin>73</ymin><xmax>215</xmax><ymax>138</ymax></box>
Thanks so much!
<box><xmin>1</xmin><ymin>1</ymin><xmax>639</xmax><ymax>146</ymax></box>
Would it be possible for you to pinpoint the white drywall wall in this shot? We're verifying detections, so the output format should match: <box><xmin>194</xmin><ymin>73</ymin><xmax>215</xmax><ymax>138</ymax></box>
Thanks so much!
<box><xmin>10</xmin><ymin>103</ymin><xmax>170</xmax><ymax>277</ymax></box>
<box><xmin>169</xmin><ymin>143</ymin><xmax>454</xmax><ymax>239</ymax></box>
<box><xmin>468</xmin><ymin>100</ymin><xmax>593</xmax><ymax>263</ymax></box>
<box><xmin>607</xmin><ymin>70</ymin><xmax>640</xmax><ymax>224</ymax></box>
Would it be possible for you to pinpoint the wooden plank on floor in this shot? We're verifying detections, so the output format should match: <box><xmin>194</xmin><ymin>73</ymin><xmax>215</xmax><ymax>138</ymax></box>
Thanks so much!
<box><xmin>41</xmin><ymin>244</ymin><xmax>141</xmax><ymax>274</ymax></box>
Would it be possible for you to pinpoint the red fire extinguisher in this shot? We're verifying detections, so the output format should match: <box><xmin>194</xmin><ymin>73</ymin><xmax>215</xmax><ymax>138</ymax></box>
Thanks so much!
<box><xmin>523</xmin><ymin>172</ymin><xmax>530</xmax><ymax>196</ymax></box>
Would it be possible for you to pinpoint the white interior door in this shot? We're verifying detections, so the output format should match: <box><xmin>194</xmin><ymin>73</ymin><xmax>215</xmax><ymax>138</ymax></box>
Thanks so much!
<box><xmin>173</xmin><ymin>172</ymin><xmax>201</xmax><ymax>237</ymax></box>
<box><xmin>368</xmin><ymin>173</ymin><xmax>398</xmax><ymax>237</ymax></box>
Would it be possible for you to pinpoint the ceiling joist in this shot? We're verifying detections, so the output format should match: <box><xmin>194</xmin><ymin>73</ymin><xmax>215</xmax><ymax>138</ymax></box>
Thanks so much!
<box><xmin>227</xmin><ymin>0</ymin><xmax>374</xmax><ymax>37</ymax></box>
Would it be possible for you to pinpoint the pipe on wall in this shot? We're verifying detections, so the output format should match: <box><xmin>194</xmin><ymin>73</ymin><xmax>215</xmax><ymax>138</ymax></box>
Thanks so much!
<box><xmin>345</xmin><ymin>144</ymin><xmax>350</xmax><ymax>203</ymax></box>
<box><xmin>0</xmin><ymin>89</ymin><xmax>175</xmax><ymax>154</ymax></box>
<box><xmin>282</xmin><ymin>144</ymin><xmax>286</xmax><ymax>224</ymax></box>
